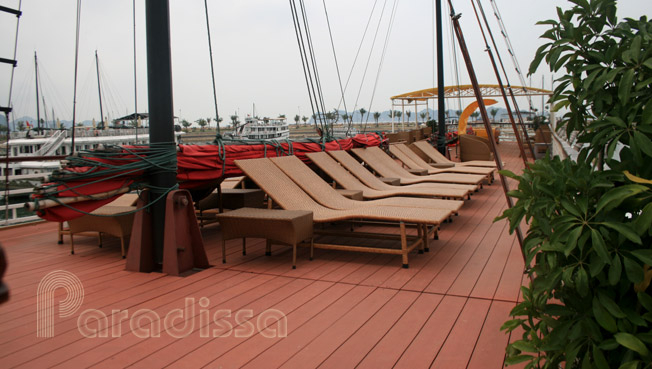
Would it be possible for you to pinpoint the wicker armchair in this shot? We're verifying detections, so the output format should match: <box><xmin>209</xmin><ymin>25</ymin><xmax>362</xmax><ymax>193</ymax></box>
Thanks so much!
<box><xmin>459</xmin><ymin>134</ymin><xmax>495</xmax><ymax>162</ymax></box>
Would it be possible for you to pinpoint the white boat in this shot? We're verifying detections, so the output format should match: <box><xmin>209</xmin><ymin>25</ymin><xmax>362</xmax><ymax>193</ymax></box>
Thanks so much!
<box><xmin>231</xmin><ymin>116</ymin><xmax>290</xmax><ymax>140</ymax></box>
<box><xmin>0</xmin><ymin>127</ymin><xmax>183</xmax><ymax>177</ymax></box>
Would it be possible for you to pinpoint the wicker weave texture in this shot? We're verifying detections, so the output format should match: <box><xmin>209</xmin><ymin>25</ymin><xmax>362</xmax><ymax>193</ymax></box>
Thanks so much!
<box><xmin>459</xmin><ymin>135</ymin><xmax>495</xmax><ymax>162</ymax></box>
<box><xmin>411</xmin><ymin>140</ymin><xmax>498</xmax><ymax>168</ymax></box>
<box><xmin>327</xmin><ymin>150</ymin><xmax>471</xmax><ymax>198</ymax></box>
<box><xmin>270</xmin><ymin>155</ymin><xmax>463</xmax><ymax>212</ymax></box>
<box><xmin>235</xmin><ymin>158</ymin><xmax>450</xmax><ymax>225</ymax></box>
<box><xmin>307</xmin><ymin>151</ymin><xmax>465</xmax><ymax>203</ymax></box>
<box><xmin>216</xmin><ymin>207</ymin><xmax>313</xmax><ymax>245</ymax></box>
<box><xmin>393</xmin><ymin>144</ymin><xmax>495</xmax><ymax>176</ymax></box>
<box><xmin>352</xmin><ymin>147</ymin><xmax>485</xmax><ymax>186</ymax></box>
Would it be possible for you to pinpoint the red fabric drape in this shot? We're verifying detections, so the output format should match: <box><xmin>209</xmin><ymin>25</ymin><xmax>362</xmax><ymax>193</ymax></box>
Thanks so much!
<box><xmin>35</xmin><ymin>133</ymin><xmax>385</xmax><ymax>221</ymax></box>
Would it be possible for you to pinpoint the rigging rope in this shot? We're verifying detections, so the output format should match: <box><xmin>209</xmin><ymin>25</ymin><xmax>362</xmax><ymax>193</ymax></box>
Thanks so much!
<box><xmin>449</xmin><ymin>17</ymin><xmax>463</xmax><ymax>113</ymax></box>
<box><xmin>351</xmin><ymin>0</ymin><xmax>391</xmax><ymax>126</ymax></box>
<box><xmin>298</xmin><ymin>0</ymin><xmax>329</xmax><ymax>136</ymax></box>
<box><xmin>321</xmin><ymin>0</ymin><xmax>350</xmax><ymax>136</ymax></box>
<box><xmin>71</xmin><ymin>0</ymin><xmax>82</xmax><ymax>155</ymax></box>
<box><xmin>288</xmin><ymin>0</ymin><xmax>327</xmax><ymax>139</ymax></box>
<box><xmin>468</xmin><ymin>0</ymin><xmax>529</xmax><ymax>165</ymax></box>
<box><xmin>336</xmin><ymin>0</ymin><xmax>379</xmax><ymax>113</ymax></box>
<box><xmin>475</xmin><ymin>0</ymin><xmax>535</xmax><ymax>158</ymax></box>
<box><xmin>203</xmin><ymin>0</ymin><xmax>221</xmax><ymax>136</ymax></box>
<box><xmin>29</xmin><ymin>143</ymin><xmax>178</xmax><ymax>216</ymax></box>
<box><xmin>361</xmin><ymin>0</ymin><xmax>399</xmax><ymax>134</ymax></box>
<box><xmin>289</xmin><ymin>0</ymin><xmax>319</xmax><ymax>132</ymax></box>
<box><xmin>488</xmin><ymin>0</ymin><xmax>534</xmax><ymax>111</ymax></box>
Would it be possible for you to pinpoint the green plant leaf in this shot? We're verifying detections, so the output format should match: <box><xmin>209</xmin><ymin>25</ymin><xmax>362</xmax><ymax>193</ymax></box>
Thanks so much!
<box><xmin>592</xmin><ymin>228</ymin><xmax>611</xmax><ymax>264</ymax></box>
<box><xmin>629</xmin><ymin>35</ymin><xmax>642</xmax><ymax>63</ymax></box>
<box><xmin>511</xmin><ymin>341</ymin><xmax>537</xmax><ymax>353</ymax></box>
<box><xmin>622</xmin><ymin>306</ymin><xmax>648</xmax><ymax>327</ymax></box>
<box><xmin>638</xmin><ymin>292</ymin><xmax>652</xmax><ymax>311</ymax></box>
<box><xmin>601</xmin><ymin>223</ymin><xmax>642</xmax><ymax>244</ymax></box>
<box><xmin>618</xmin><ymin>361</ymin><xmax>640</xmax><ymax>369</ymax></box>
<box><xmin>596</xmin><ymin>185</ymin><xmax>647</xmax><ymax>214</ymax></box>
<box><xmin>529</xmin><ymin>43</ymin><xmax>552</xmax><ymax>75</ymax></box>
<box><xmin>593</xmin><ymin>296</ymin><xmax>617</xmax><ymax>332</ymax></box>
<box><xmin>633</xmin><ymin>203</ymin><xmax>652</xmax><ymax>236</ymax></box>
<box><xmin>622</xmin><ymin>57</ymin><xmax>635</xmax><ymax>86</ymax></box>
<box><xmin>565</xmin><ymin>226</ymin><xmax>583</xmax><ymax>255</ymax></box>
<box><xmin>609</xmin><ymin>254</ymin><xmax>623</xmax><ymax>285</ymax></box>
<box><xmin>614</xmin><ymin>332</ymin><xmax>649</xmax><ymax>356</ymax></box>
<box><xmin>501</xmin><ymin>319</ymin><xmax>523</xmax><ymax>332</ymax></box>
<box><xmin>630</xmin><ymin>249</ymin><xmax>652</xmax><ymax>265</ymax></box>
<box><xmin>597</xmin><ymin>291</ymin><xmax>626</xmax><ymax>318</ymax></box>
<box><xmin>623</xmin><ymin>256</ymin><xmax>644</xmax><ymax>284</ymax></box>
<box><xmin>498</xmin><ymin>169</ymin><xmax>520</xmax><ymax>180</ymax></box>
<box><xmin>632</xmin><ymin>131</ymin><xmax>652</xmax><ymax>158</ymax></box>
<box><xmin>643</xmin><ymin>57</ymin><xmax>652</xmax><ymax>70</ymax></box>
<box><xmin>640</xmin><ymin>332</ymin><xmax>652</xmax><ymax>344</ymax></box>
<box><xmin>599</xmin><ymin>339</ymin><xmax>619</xmax><ymax>350</ymax></box>
<box><xmin>561</xmin><ymin>199</ymin><xmax>583</xmax><ymax>217</ymax></box>
<box><xmin>504</xmin><ymin>354</ymin><xmax>534</xmax><ymax>366</ymax></box>
<box><xmin>593</xmin><ymin>345</ymin><xmax>610</xmax><ymax>369</ymax></box>
<box><xmin>590</xmin><ymin>252</ymin><xmax>608</xmax><ymax>276</ymax></box>
<box><xmin>643</xmin><ymin>102</ymin><xmax>652</xmax><ymax>125</ymax></box>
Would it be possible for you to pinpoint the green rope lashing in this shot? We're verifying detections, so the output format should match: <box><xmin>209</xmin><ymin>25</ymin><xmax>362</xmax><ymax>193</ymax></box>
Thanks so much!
<box><xmin>30</xmin><ymin>142</ymin><xmax>178</xmax><ymax>217</ymax></box>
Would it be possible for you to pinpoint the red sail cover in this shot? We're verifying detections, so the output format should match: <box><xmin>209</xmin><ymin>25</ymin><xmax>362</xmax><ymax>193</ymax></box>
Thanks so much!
<box><xmin>35</xmin><ymin>133</ymin><xmax>385</xmax><ymax>222</ymax></box>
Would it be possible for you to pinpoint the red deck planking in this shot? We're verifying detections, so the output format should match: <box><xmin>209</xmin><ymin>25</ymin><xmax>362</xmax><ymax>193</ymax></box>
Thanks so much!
<box><xmin>0</xmin><ymin>142</ymin><xmax>528</xmax><ymax>368</ymax></box>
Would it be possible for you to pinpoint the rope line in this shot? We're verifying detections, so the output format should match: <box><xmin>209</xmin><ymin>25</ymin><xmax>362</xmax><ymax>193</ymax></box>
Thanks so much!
<box><xmin>322</xmin><ymin>0</ymin><xmax>350</xmax><ymax>136</ymax></box>
<box><xmin>203</xmin><ymin>0</ymin><xmax>221</xmax><ymax>135</ymax></box>
<box><xmin>29</xmin><ymin>143</ymin><xmax>178</xmax><ymax>216</ymax></box>
<box><xmin>362</xmin><ymin>0</ymin><xmax>399</xmax><ymax>134</ymax></box>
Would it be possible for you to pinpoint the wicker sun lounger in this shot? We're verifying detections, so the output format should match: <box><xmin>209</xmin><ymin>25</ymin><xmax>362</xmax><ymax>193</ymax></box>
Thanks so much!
<box><xmin>270</xmin><ymin>155</ymin><xmax>463</xmax><ymax>214</ymax></box>
<box><xmin>351</xmin><ymin>146</ymin><xmax>486</xmax><ymax>188</ymax></box>
<box><xmin>389</xmin><ymin>143</ymin><xmax>495</xmax><ymax>181</ymax></box>
<box><xmin>306</xmin><ymin>151</ymin><xmax>470</xmax><ymax>202</ymax></box>
<box><xmin>328</xmin><ymin>150</ymin><xmax>475</xmax><ymax>198</ymax></box>
<box><xmin>235</xmin><ymin>158</ymin><xmax>452</xmax><ymax>267</ymax></box>
<box><xmin>411</xmin><ymin>140</ymin><xmax>498</xmax><ymax>168</ymax></box>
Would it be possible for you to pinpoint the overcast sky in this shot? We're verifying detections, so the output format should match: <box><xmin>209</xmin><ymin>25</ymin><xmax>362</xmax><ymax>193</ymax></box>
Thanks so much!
<box><xmin>0</xmin><ymin>0</ymin><xmax>650</xmax><ymax>126</ymax></box>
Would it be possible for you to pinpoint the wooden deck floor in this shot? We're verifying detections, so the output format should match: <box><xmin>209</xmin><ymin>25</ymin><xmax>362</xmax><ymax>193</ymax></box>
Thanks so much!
<box><xmin>0</xmin><ymin>143</ymin><xmax>528</xmax><ymax>368</ymax></box>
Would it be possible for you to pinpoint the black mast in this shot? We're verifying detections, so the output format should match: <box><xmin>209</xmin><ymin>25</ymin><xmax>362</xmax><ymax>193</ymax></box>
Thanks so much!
<box><xmin>145</xmin><ymin>0</ymin><xmax>176</xmax><ymax>266</ymax></box>
<box><xmin>95</xmin><ymin>50</ymin><xmax>104</xmax><ymax>128</ymax></box>
<box><xmin>34</xmin><ymin>52</ymin><xmax>40</xmax><ymax>132</ymax></box>
<box><xmin>435</xmin><ymin>0</ymin><xmax>446</xmax><ymax>154</ymax></box>
<box><xmin>133</xmin><ymin>0</ymin><xmax>138</xmax><ymax>139</ymax></box>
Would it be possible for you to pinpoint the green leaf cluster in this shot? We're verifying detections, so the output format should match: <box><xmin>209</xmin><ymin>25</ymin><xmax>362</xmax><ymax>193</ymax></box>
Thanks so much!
<box><xmin>499</xmin><ymin>1</ymin><xmax>652</xmax><ymax>368</ymax></box>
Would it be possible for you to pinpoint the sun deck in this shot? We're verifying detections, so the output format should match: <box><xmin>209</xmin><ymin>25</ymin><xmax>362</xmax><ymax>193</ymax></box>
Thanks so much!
<box><xmin>0</xmin><ymin>142</ymin><xmax>527</xmax><ymax>368</ymax></box>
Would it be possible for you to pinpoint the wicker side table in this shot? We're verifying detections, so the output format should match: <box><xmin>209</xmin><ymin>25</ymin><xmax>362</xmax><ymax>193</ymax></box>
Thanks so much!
<box><xmin>217</xmin><ymin>208</ymin><xmax>313</xmax><ymax>269</ymax></box>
